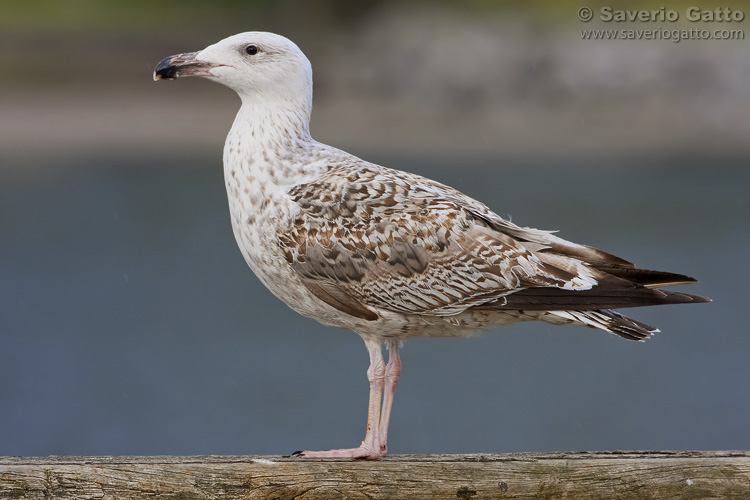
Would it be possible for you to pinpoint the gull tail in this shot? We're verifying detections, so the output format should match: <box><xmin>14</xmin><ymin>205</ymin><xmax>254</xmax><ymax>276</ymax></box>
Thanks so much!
<box><xmin>548</xmin><ymin>309</ymin><xmax>659</xmax><ymax>341</ymax></box>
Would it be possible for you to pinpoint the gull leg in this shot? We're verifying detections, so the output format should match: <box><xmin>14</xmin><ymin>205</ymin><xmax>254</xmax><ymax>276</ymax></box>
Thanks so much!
<box><xmin>377</xmin><ymin>339</ymin><xmax>401</xmax><ymax>455</ymax></box>
<box><xmin>298</xmin><ymin>339</ymin><xmax>385</xmax><ymax>459</ymax></box>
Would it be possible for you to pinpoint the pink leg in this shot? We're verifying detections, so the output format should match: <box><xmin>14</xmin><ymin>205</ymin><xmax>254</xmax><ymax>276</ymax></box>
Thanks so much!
<box><xmin>298</xmin><ymin>339</ymin><xmax>386</xmax><ymax>459</ymax></box>
<box><xmin>377</xmin><ymin>339</ymin><xmax>401</xmax><ymax>455</ymax></box>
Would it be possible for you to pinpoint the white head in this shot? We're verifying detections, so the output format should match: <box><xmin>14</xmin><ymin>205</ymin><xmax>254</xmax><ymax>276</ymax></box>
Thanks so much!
<box><xmin>154</xmin><ymin>32</ymin><xmax>313</xmax><ymax>107</ymax></box>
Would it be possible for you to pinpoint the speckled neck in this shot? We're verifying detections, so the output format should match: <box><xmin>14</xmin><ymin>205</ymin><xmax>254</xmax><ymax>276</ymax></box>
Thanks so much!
<box><xmin>223</xmin><ymin>94</ymin><xmax>322</xmax><ymax>187</ymax></box>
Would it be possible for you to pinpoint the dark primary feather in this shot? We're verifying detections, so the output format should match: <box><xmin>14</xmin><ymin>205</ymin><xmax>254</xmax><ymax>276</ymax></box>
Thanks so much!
<box><xmin>486</xmin><ymin>277</ymin><xmax>710</xmax><ymax>311</ymax></box>
<box><xmin>593</xmin><ymin>266</ymin><xmax>699</xmax><ymax>288</ymax></box>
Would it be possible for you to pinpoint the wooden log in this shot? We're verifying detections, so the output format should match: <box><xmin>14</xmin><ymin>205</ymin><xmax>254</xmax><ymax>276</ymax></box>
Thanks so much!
<box><xmin>1</xmin><ymin>451</ymin><xmax>748</xmax><ymax>500</ymax></box>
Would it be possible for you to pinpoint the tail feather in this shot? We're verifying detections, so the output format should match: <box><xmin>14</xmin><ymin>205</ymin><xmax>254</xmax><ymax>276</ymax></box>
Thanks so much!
<box><xmin>549</xmin><ymin>310</ymin><xmax>658</xmax><ymax>341</ymax></box>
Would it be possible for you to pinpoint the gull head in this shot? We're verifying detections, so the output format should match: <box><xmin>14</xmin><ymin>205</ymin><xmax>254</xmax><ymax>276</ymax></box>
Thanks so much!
<box><xmin>154</xmin><ymin>32</ymin><xmax>312</xmax><ymax>103</ymax></box>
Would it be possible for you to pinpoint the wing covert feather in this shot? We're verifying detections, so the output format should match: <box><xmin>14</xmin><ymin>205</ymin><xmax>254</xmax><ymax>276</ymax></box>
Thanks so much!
<box><xmin>279</xmin><ymin>165</ymin><xmax>595</xmax><ymax>318</ymax></box>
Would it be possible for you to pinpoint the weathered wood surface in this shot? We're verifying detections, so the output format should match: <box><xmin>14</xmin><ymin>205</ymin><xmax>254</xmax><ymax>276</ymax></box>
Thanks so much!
<box><xmin>1</xmin><ymin>451</ymin><xmax>748</xmax><ymax>500</ymax></box>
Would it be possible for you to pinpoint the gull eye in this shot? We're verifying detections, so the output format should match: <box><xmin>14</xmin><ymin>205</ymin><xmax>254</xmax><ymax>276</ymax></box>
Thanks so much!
<box><xmin>245</xmin><ymin>45</ymin><xmax>259</xmax><ymax>55</ymax></box>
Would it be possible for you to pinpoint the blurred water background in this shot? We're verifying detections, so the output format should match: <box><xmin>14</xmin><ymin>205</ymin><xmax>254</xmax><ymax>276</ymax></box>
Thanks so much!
<box><xmin>1</xmin><ymin>0</ymin><xmax>748</xmax><ymax>456</ymax></box>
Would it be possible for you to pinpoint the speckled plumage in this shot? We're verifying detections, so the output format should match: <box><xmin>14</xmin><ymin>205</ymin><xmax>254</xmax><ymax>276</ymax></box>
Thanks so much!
<box><xmin>155</xmin><ymin>32</ymin><xmax>709</xmax><ymax>458</ymax></box>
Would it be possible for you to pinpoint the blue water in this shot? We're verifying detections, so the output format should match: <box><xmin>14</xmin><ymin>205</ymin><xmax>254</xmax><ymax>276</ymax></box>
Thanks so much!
<box><xmin>1</xmin><ymin>153</ymin><xmax>747</xmax><ymax>455</ymax></box>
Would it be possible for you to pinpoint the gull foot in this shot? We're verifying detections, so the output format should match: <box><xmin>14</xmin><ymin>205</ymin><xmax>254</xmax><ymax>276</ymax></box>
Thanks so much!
<box><xmin>281</xmin><ymin>450</ymin><xmax>305</xmax><ymax>458</ymax></box>
<box><xmin>293</xmin><ymin>445</ymin><xmax>385</xmax><ymax>460</ymax></box>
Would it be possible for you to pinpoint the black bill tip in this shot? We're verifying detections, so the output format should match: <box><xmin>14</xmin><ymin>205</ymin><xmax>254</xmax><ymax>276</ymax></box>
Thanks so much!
<box><xmin>153</xmin><ymin>52</ymin><xmax>218</xmax><ymax>81</ymax></box>
<box><xmin>153</xmin><ymin>56</ymin><xmax>180</xmax><ymax>81</ymax></box>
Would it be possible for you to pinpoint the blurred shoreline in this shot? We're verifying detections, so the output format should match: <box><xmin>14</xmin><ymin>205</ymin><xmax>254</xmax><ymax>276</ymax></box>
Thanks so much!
<box><xmin>2</xmin><ymin>3</ymin><xmax>749</xmax><ymax>166</ymax></box>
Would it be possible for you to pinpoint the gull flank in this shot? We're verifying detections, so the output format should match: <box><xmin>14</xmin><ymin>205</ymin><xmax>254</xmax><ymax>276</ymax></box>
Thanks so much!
<box><xmin>154</xmin><ymin>32</ymin><xmax>710</xmax><ymax>459</ymax></box>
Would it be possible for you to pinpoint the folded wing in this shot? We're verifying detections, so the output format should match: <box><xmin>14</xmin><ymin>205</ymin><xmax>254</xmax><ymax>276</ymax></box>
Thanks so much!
<box><xmin>280</xmin><ymin>163</ymin><xmax>709</xmax><ymax>334</ymax></box>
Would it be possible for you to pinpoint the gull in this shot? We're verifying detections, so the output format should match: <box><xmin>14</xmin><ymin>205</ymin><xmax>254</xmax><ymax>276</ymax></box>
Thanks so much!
<box><xmin>153</xmin><ymin>32</ymin><xmax>709</xmax><ymax>459</ymax></box>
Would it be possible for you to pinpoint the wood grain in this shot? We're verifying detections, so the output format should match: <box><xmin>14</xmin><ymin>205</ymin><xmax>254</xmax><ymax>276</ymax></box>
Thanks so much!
<box><xmin>1</xmin><ymin>451</ymin><xmax>748</xmax><ymax>499</ymax></box>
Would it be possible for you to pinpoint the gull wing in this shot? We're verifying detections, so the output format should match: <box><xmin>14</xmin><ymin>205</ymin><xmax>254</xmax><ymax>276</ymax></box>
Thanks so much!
<box><xmin>281</xmin><ymin>164</ymin><xmax>603</xmax><ymax>320</ymax></box>
<box><xmin>281</xmin><ymin>162</ymin><xmax>708</xmax><ymax>322</ymax></box>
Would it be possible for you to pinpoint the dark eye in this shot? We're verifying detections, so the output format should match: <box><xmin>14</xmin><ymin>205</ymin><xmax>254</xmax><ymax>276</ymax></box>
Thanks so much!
<box><xmin>245</xmin><ymin>45</ymin><xmax>258</xmax><ymax>55</ymax></box>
